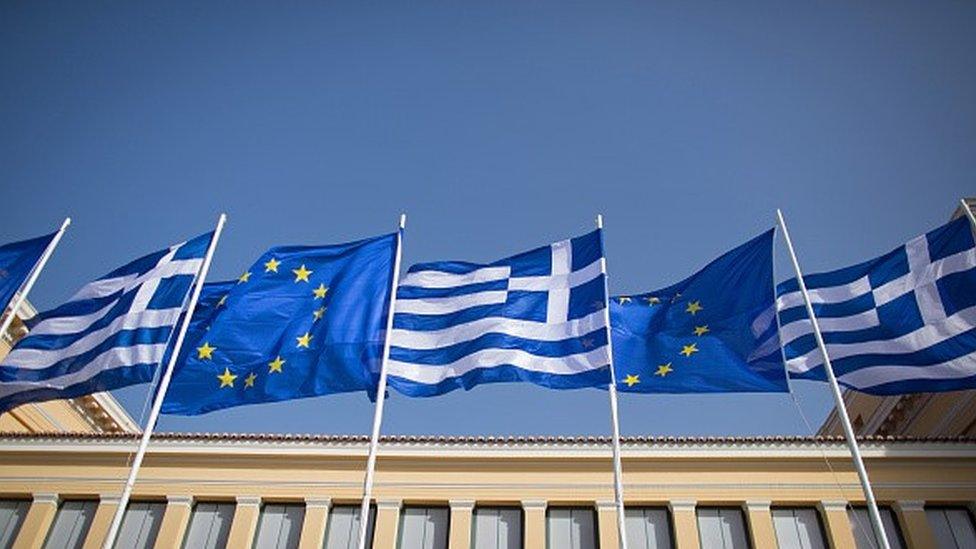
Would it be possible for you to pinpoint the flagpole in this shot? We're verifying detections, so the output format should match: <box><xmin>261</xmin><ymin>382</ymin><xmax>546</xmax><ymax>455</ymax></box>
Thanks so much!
<box><xmin>0</xmin><ymin>217</ymin><xmax>71</xmax><ymax>341</ymax></box>
<box><xmin>775</xmin><ymin>209</ymin><xmax>891</xmax><ymax>549</ymax></box>
<box><xmin>596</xmin><ymin>214</ymin><xmax>629</xmax><ymax>549</ymax></box>
<box><xmin>357</xmin><ymin>213</ymin><xmax>406</xmax><ymax>549</ymax></box>
<box><xmin>102</xmin><ymin>213</ymin><xmax>227</xmax><ymax>549</ymax></box>
<box><xmin>959</xmin><ymin>198</ymin><xmax>976</xmax><ymax>230</ymax></box>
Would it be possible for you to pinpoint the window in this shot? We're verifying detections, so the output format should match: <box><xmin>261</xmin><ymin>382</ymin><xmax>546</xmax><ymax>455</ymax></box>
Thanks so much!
<box><xmin>0</xmin><ymin>499</ymin><xmax>29</xmax><ymax>549</ymax></box>
<box><xmin>771</xmin><ymin>508</ymin><xmax>826</xmax><ymax>549</ymax></box>
<box><xmin>324</xmin><ymin>505</ymin><xmax>376</xmax><ymax>549</ymax></box>
<box><xmin>926</xmin><ymin>507</ymin><xmax>976</xmax><ymax>549</ymax></box>
<box><xmin>625</xmin><ymin>507</ymin><xmax>672</xmax><ymax>549</ymax></box>
<box><xmin>181</xmin><ymin>502</ymin><xmax>234</xmax><ymax>549</ymax></box>
<box><xmin>547</xmin><ymin>507</ymin><xmax>597</xmax><ymax>549</ymax></box>
<box><xmin>696</xmin><ymin>508</ymin><xmax>749</xmax><ymax>549</ymax></box>
<box><xmin>848</xmin><ymin>506</ymin><xmax>905</xmax><ymax>549</ymax></box>
<box><xmin>398</xmin><ymin>506</ymin><xmax>449</xmax><ymax>549</ymax></box>
<box><xmin>113</xmin><ymin>501</ymin><xmax>166</xmax><ymax>549</ymax></box>
<box><xmin>254</xmin><ymin>503</ymin><xmax>304</xmax><ymax>549</ymax></box>
<box><xmin>473</xmin><ymin>507</ymin><xmax>522</xmax><ymax>549</ymax></box>
<box><xmin>43</xmin><ymin>500</ymin><xmax>97</xmax><ymax>549</ymax></box>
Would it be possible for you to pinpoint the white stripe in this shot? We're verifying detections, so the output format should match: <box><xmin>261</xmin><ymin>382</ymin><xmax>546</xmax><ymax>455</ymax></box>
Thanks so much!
<box><xmin>29</xmin><ymin>299</ymin><xmax>119</xmax><ymax>337</ymax></box>
<box><xmin>777</xmin><ymin>276</ymin><xmax>871</xmax><ymax>310</ymax></box>
<box><xmin>836</xmin><ymin>350</ymin><xmax>976</xmax><ymax>388</ymax></box>
<box><xmin>779</xmin><ymin>308</ymin><xmax>880</xmax><ymax>346</ymax></box>
<box><xmin>508</xmin><ymin>259</ymin><xmax>602</xmax><ymax>292</ymax></box>
<box><xmin>386</xmin><ymin>346</ymin><xmax>610</xmax><ymax>384</ymax></box>
<box><xmin>391</xmin><ymin>310</ymin><xmax>608</xmax><ymax>350</ymax></box>
<box><xmin>0</xmin><ymin>343</ymin><xmax>166</xmax><ymax>399</ymax></box>
<box><xmin>546</xmin><ymin>240</ymin><xmax>571</xmax><ymax>323</ymax></box>
<box><xmin>68</xmin><ymin>257</ymin><xmax>202</xmax><ymax>302</ymax></box>
<box><xmin>394</xmin><ymin>290</ymin><xmax>508</xmax><ymax>315</ymax></box>
<box><xmin>1</xmin><ymin>308</ymin><xmax>182</xmax><ymax>370</ymax></box>
<box><xmin>400</xmin><ymin>266</ymin><xmax>511</xmax><ymax>289</ymax></box>
<box><xmin>785</xmin><ymin>304</ymin><xmax>976</xmax><ymax>374</ymax></box>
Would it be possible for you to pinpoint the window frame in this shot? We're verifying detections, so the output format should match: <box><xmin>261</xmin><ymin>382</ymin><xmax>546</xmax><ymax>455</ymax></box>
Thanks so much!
<box><xmin>924</xmin><ymin>505</ymin><xmax>976</xmax><ymax>549</ymax></box>
<box><xmin>252</xmin><ymin>500</ymin><xmax>305</xmax><ymax>549</ymax></box>
<box><xmin>770</xmin><ymin>506</ymin><xmax>829</xmax><ymax>549</ymax></box>
<box><xmin>180</xmin><ymin>500</ymin><xmax>236</xmax><ymax>549</ymax></box>
<box><xmin>624</xmin><ymin>505</ymin><xmax>675</xmax><ymax>549</ymax></box>
<box><xmin>695</xmin><ymin>506</ymin><xmax>752</xmax><ymax>549</ymax></box>
<box><xmin>323</xmin><ymin>503</ymin><xmax>378</xmax><ymax>549</ymax></box>
<box><xmin>848</xmin><ymin>504</ymin><xmax>908</xmax><ymax>549</ymax></box>
<box><xmin>397</xmin><ymin>504</ymin><xmax>452</xmax><ymax>549</ymax></box>
<box><xmin>472</xmin><ymin>505</ymin><xmax>524</xmax><ymax>549</ymax></box>
<box><xmin>43</xmin><ymin>498</ymin><xmax>99</xmax><ymax>549</ymax></box>
<box><xmin>545</xmin><ymin>506</ymin><xmax>600</xmax><ymax>549</ymax></box>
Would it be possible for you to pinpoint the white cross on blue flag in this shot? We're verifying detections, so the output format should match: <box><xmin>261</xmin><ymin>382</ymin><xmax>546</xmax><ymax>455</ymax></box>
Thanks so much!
<box><xmin>779</xmin><ymin>217</ymin><xmax>976</xmax><ymax>394</ymax></box>
<box><xmin>387</xmin><ymin>230</ymin><xmax>611</xmax><ymax>397</ymax></box>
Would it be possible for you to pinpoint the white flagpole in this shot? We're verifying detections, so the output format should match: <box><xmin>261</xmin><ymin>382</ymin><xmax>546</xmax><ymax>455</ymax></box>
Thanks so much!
<box><xmin>596</xmin><ymin>214</ymin><xmax>629</xmax><ymax>549</ymax></box>
<box><xmin>776</xmin><ymin>209</ymin><xmax>891</xmax><ymax>549</ymax></box>
<box><xmin>959</xmin><ymin>198</ymin><xmax>976</xmax><ymax>230</ymax></box>
<box><xmin>102</xmin><ymin>213</ymin><xmax>227</xmax><ymax>549</ymax></box>
<box><xmin>357</xmin><ymin>214</ymin><xmax>406</xmax><ymax>549</ymax></box>
<box><xmin>0</xmin><ymin>217</ymin><xmax>71</xmax><ymax>340</ymax></box>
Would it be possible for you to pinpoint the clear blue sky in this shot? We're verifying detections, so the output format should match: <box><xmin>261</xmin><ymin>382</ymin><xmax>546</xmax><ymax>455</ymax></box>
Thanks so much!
<box><xmin>1</xmin><ymin>2</ymin><xmax>973</xmax><ymax>436</ymax></box>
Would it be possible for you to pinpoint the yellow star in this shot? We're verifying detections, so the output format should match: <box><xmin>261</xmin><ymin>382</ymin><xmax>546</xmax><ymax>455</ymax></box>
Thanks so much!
<box><xmin>694</xmin><ymin>325</ymin><xmax>710</xmax><ymax>336</ymax></box>
<box><xmin>268</xmin><ymin>356</ymin><xmax>285</xmax><ymax>373</ymax></box>
<box><xmin>217</xmin><ymin>368</ymin><xmax>237</xmax><ymax>388</ymax></box>
<box><xmin>217</xmin><ymin>295</ymin><xmax>228</xmax><ymax>307</ymax></box>
<box><xmin>313</xmin><ymin>306</ymin><xmax>326</xmax><ymax>321</ymax></box>
<box><xmin>617</xmin><ymin>296</ymin><xmax>632</xmax><ymax>305</ymax></box>
<box><xmin>680</xmin><ymin>343</ymin><xmax>699</xmax><ymax>357</ymax></box>
<box><xmin>644</xmin><ymin>296</ymin><xmax>661</xmax><ymax>305</ymax></box>
<box><xmin>292</xmin><ymin>264</ymin><xmax>313</xmax><ymax>283</ymax></box>
<box><xmin>296</xmin><ymin>332</ymin><xmax>312</xmax><ymax>348</ymax></box>
<box><xmin>244</xmin><ymin>372</ymin><xmax>257</xmax><ymax>388</ymax></box>
<box><xmin>313</xmin><ymin>283</ymin><xmax>329</xmax><ymax>299</ymax></box>
<box><xmin>264</xmin><ymin>257</ymin><xmax>281</xmax><ymax>273</ymax></box>
<box><xmin>685</xmin><ymin>300</ymin><xmax>703</xmax><ymax>315</ymax></box>
<box><xmin>623</xmin><ymin>374</ymin><xmax>640</xmax><ymax>387</ymax></box>
<box><xmin>196</xmin><ymin>342</ymin><xmax>216</xmax><ymax>360</ymax></box>
<box><xmin>655</xmin><ymin>363</ymin><xmax>673</xmax><ymax>377</ymax></box>
<box><xmin>238</xmin><ymin>271</ymin><xmax>251</xmax><ymax>284</ymax></box>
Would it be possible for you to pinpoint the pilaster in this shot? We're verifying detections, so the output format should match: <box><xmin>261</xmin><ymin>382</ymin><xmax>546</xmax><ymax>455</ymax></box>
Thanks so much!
<box><xmin>153</xmin><ymin>496</ymin><xmax>193</xmax><ymax>549</ymax></box>
<box><xmin>298</xmin><ymin>498</ymin><xmax>331</xmax><ymax>549</ymax></box>
<box><xmin>226</xmin><ymin>496</ymin><xmax>261</xmax><ymax>548</ymax></box>
<box><xmin>893</xmin><ymin>500</ymin><xmax>936</xmax><ymax>549</ymax></box>
<box><xmin>818</xmin><ymin>500</ymin><xmax>856</xmax><ymax>549</ymax></box>
<box><xmin>81</xmin><ymin>494</ymin><xmax>121</xmax><ymax>549</ymax></box>
<box><xmin>372</xmin><ymin>499</ymin><xmax>401</xmax><ymax>549</ymax></box>
<box><xmin>12</xmin><ymin>493</ymin><xmax>58</xmax><ymax>549</ymax></box>
<box><xmin>595</xmin><ymin>501</ymin><xmax>620</xmax><ymax>549</ymax></box>
<box><xmin>668</xmin><ymin>500</ymin><xmax>699</xmax><ymax>549</ymax></box>
<box><xmin>744</xmin><ymin>501</ymin><xmax>776</xmax><ymax>548</ymax></box>
<box><xmin>448</xmin><ymin>500</ymin><xmax>475</xmax><ymax>549</ymax></box>
<box><xmin>521</xmin><ymin>500</ymin><xmax>547</xmax><ymax>549</ymax></box>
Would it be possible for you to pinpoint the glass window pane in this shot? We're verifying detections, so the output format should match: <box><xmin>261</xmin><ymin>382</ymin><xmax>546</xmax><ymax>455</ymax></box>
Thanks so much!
<box><xmin>696</xmin><ymin>508</ymin><xmax>748</xmax><ymax>549</ymax></box>
<box><xmin>114</xmin><ymin>502</ymin><xmax>166</xmax><ymax>549</ymax></box>
<box><xmin>848</xmin><ymin>507</ymin><xmax>905</xmax><ymax>549</ymax></box>
<box><xmin>398</xmin><ymin>507</ymin><xmax>449</xmax><ymax>549</ymax></box>
<box><xmin>324</xmin><ymin>505</ymin><xmax>376</xmax><ymax>549</ymax></box>
<box><xmin>624</xmin><ymin>507</ymin><xmax>672</xmax><ymax>549</ymax></box>
<box><xmin>182</xmin><ymin>502</ymin><xmax>234</xmax><ymax>549</ymax></box>
<box><xmin>926</xmin><ymin>507</ymin><xmax>976</xmax><ymax>549</ymax></box>
<box><xmin>547</xmin><ymin>507</ymin><xmax>597</xmax><ymax>549</ymax></box>
<box><xmin>473</xmin><ymin>507</ymin><xmax>522</xmax><ymax>549</ymax></box>
<box><xmin>43</xmin><ymin>500</ymin><xmax>97</xmax><ymax>549</ymax></box>
<box><xmin>0</xmin><ymin>500</ymin><xmax>29</xmax><ymax>549</ymax></box>
<box><xmin>771</xmin><ymin>508</ymin><xmax>826</xmax><ymax>549</ymax></box>
<box><xmin>254</xmin><ymin>503</ymin><xmax>304</xmax><ymax>549</ymax></box>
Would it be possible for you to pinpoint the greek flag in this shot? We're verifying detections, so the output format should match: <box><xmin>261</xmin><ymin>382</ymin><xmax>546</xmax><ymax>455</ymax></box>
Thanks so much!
<box><xmin>0</xmin><ymin>232</ymin><xmax>213</xmax><ymax>413</ymax></box>
<box><xmin>779</xmin><ymin>217</ymin><xmax>976</xmax><ymax>394</ymax></box>
<box><xmin>386</xmin><ymin>230</ymin><xmax>612</xmax><ymax>397</ymax></box>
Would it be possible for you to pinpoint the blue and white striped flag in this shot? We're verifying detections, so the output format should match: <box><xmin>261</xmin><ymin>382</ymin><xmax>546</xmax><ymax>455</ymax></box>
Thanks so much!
<box><xmin>779</xmin><ymin>217</ymin><xmax>976</xmax><ymax>394</ymax></box>
<box><xmin>387</xmin><ymin>230</ymin><xmax>612</xmax><ymax>397</ymax></box>
<box><xmin>0</xmin><ymin>232</ymin><xmax>214</xmax><ymax>413</ymax></box>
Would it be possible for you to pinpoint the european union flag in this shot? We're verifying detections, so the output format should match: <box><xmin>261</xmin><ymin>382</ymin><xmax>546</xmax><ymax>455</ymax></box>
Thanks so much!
<box><xmin>0</xmin><ymin>231</ymin><xmax>57</xmax><ymax>317</ymax></box>
<box><xmin>161</xmin><ymin>233</ymin><xmax>397</xmax><ymax>415</ymax></box>
<box><xmin>611</xmin><ymin>229</ymin><xmax>787</xmax><ymax>393</ymax></box>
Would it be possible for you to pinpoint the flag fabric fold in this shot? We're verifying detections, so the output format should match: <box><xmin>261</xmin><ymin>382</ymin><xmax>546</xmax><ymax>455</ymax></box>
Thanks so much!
<box><xmin>611</xmin><ymin>229</ymin><xmax>788</xmax><ymax>393</ymax></box>
<box><xmin>386</xmin><ymin>229</ymin><xmax>612</xmax><ymax>397</ymax></box>
<box><xmin>779</xmin><ymin>216</ymin><xmax>976</xmax><ymax>394</ymax></box>
<box><xmin>0</xmin><ymin>231</ymin><xmax>57</xmax><ymax>318</ymax></box>
<box><xmin>161</xmin><ymin>233</ymin><xmax>397</xmax><ymax>415</ymax></box>
<box><xmin>0</xmin><ymin>231</ymin><xmax>213</xmax><ymax>413</ymax></box>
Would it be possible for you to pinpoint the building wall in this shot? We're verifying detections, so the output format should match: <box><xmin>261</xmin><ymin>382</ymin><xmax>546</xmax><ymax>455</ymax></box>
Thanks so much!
<box><xmin>0</xmin><ymin>433</ymin><xmax>974</xmax><ymax>548</ymax></box>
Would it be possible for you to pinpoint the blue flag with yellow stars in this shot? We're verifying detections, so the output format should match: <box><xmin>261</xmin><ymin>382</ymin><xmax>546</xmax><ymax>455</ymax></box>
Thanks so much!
<box><xmin>611</xmin><ymin>229</ymin><xmax>787</xmax><ymax>393</ymax></box>
<box><xmin>161</xmin><ymin>233</ymin><xmax>397</xmax><ymax>415</ymax></box>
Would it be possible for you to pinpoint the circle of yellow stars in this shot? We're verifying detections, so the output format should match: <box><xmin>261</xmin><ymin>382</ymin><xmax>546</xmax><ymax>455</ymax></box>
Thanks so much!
<box><xmin>619</xmin><ymin>296</ymin><xmax>707</xmax><ymax>387</ymax></box>
<box><xmin>194</xmin><ymin>256</ymin><xmax>330</xmax><ymax>390</ymax></box>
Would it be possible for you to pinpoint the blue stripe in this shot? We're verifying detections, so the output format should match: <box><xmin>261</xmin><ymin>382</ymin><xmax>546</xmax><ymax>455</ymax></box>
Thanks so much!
<box><xmin>397</xmin><ymin>279</ymin><xmax>508</xmax><ymax>299</ymax></box>
<box><xmin>0</xmin><ymin>326</ymin><xmax>173</xmax><ymax>382</ymax></box>
<box><xmin>386</xmin><ymin>365</ymin><xmax>610</xmax><ymax>397</ymax></box>
<box><xmin>16</xmin><ymin>291</ymin><xmax>138</xmax><ymax>351</ymax></box>
<box><xmin>405</xmin><ymin>261</ymin><xmax>485</xmax><ymax>275</ymax></box>
<box><xmin>390</xmin><ymin>328</ymin><xmax>608</xmax><ymax>366</ymax></box>
<box><xmin>0</xmin><ymin>362</ymin><xmax>157</xmax><ymax>414</ymax></box>
<box><xmin>28</xmin><ymin>290</ymin><xmax>125</xmax><ymax>326</ymax></box>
